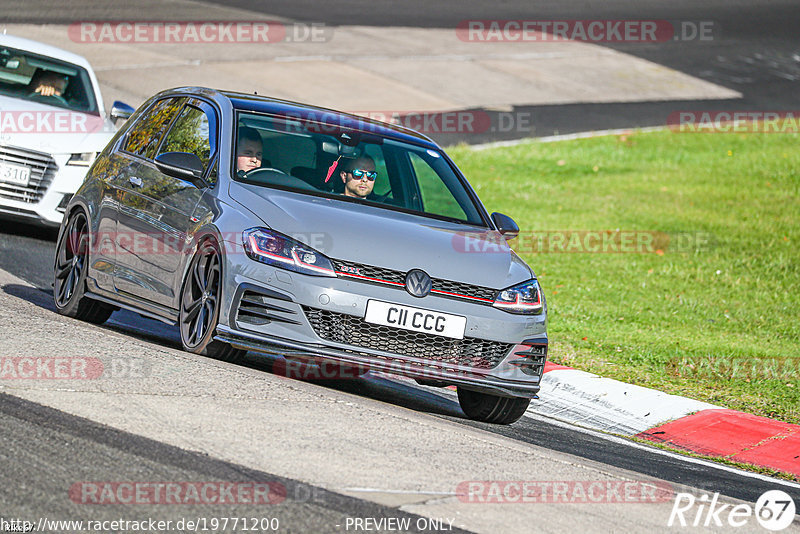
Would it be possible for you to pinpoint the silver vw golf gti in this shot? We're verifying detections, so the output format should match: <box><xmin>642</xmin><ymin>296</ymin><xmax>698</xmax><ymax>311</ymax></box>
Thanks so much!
<box><xmin>53</xmin><ymin>87</ymin><xmax>547</xmax><ymax>424</ymax></box>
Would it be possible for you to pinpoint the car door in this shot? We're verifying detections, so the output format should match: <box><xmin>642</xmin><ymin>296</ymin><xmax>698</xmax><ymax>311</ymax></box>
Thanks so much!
<box><xmin>84</xmin><ymin>149</ymin><xmax>135</xmax><ymax>293</ymax></box>
<box><xmin>112</xmin><ymin>96</ymin><xmax>185</xmax><ymax>305</ymax></box>
<box><xmin>84</xmin><ymin>97</ymin><xmax>177</xmax><ymax>293</ymax></box>
<box><xmin>114</xmin><ymin>98</ymin><xmax>218</xmax><ymax>309</ymax></box>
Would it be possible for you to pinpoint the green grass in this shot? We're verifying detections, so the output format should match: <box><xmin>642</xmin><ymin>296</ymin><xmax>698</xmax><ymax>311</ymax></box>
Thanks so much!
<box><xmin>448</xmin><ymin>130</ymin><xmax>800</xmax><ymax>424</ymax></box>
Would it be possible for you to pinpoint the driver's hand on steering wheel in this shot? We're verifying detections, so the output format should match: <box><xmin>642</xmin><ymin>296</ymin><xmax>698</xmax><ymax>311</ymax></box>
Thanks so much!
<box><xmin>34</xmin><ymin>84</ymin><xmax>60</xmax><ymax>97</ymax></box>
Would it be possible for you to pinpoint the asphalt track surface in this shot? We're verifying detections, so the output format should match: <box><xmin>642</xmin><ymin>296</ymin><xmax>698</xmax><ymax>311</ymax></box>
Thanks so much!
<box><xmin>215</xmin><ymin>0</ymin><xmax>800</xmax><ymax>144</ymax></box>
<box><xmin>1</xmin><ymin>0</ymin><xmax>799</xmax><ymax>143</ymax></box>
<box><xmin>0</xmin><ymin>392</ymin><xmax>468</xmax><ymax>534</ymax></box>
<box><xmin>1</xmin><ymin>1</ymin><xmax>800</xmax><ymax>530</ymax></box>
<box><xmin>1</xmin><ymin>221</ymin><xmax>798</xmax><ymax>517</ymax></box>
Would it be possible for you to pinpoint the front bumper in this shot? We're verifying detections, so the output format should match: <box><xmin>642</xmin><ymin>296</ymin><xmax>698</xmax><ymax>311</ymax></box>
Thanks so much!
<box><xmin>0</xmin><ymin>148</ymin><xmax>91</xmax><ymax>226</ymax></box>
<box><xmin>218</xmin><ymin>253</ymin><xmax>548</xmax><ymax>398</ymax></box>
<box><xmin>215</xmin><ymin>325</ymin><xmax>544</xmax><ymax>398</ymax></box>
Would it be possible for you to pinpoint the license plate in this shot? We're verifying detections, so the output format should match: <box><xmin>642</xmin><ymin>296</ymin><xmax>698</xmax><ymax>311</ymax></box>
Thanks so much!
<box><xmin>364</xmin><ymin>300</ymin><xmax>466</xmax><ymax>340</ymax></box>
<box><xmin>0</xmin><ymin>161</ymin><xmax>31</xmax><ymax>187</ymax></box>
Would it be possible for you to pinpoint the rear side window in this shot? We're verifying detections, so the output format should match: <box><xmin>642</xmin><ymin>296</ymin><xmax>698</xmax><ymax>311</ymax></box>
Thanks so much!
<box><xmin>123</xmin><ymin>97</ymin><xmax>186</xmax><ymax>159</ymax></box>
<box><xmin>157</xmin><ymin>101</ymin><xmax>218</xmax><ymax>172</ymax></box>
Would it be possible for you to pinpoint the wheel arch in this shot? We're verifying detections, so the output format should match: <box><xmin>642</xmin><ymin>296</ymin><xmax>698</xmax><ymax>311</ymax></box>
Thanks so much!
<box><xmin>174</xmin><ymin>224</ymin><xmax>226</xmax><ymax>310</ymax></box>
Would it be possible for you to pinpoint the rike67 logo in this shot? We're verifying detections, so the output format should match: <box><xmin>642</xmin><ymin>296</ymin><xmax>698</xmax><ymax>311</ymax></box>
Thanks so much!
<box><xmin>668</xmin><ymin>490</ymin><xmax>796</xmax><ymax>531</ymax></box>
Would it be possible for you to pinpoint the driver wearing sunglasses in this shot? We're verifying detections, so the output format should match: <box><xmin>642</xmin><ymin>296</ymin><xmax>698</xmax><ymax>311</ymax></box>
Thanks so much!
<box><xmin>340</xmin><ymin>156</ymin><xmax>378</xmax><ymax>199</ymax></box>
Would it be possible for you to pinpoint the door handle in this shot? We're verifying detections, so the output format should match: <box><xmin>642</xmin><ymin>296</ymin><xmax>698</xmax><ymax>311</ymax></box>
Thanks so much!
<box><xmin>129</xmin><ymin>176</ymin><xmax>143</xmax><ymax>187</ymax></box>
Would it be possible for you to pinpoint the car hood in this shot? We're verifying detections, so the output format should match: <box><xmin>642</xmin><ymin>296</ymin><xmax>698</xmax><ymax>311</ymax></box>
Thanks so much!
<box><xmin>0</xmin><ymin>95</ymin><xmax>116</xmax><ymax>154</ymax></box>
<box><xmin>229</xmin><ymin>182</ymin><xmax>533</xmax><ymax>289</ymax></box>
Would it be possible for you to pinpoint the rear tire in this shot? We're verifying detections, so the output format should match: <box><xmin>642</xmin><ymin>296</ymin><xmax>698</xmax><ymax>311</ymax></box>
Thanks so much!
<box><xmin>179</xmin><ymin>239</ymin><xmax>245</xmax><ymax>363</ymax></box>
<box><xmin>457</xmin><ymin>388</ymin><xmax>531</xmax><ymax>425</ymax></box>
<box><xmin>53</xmin><ymin>210</ymin><xmax>114</xmax><ymax>324</ymax></box>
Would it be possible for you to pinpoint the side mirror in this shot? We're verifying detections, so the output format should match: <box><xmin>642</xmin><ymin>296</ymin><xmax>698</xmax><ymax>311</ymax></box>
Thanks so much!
<box><xmin>154</xmin><ymin>152</ymin><xmax>206</xmax><ymax>187</ymax></box>
<box><xmin>110</xmin><ymin>101</ymin><xmax>135</xmax><ymax>124</ymax></box>
<box><xmin>491</xmin><ymin>212</ymin><xmax>519</xmax><ymax>241</ymax></box>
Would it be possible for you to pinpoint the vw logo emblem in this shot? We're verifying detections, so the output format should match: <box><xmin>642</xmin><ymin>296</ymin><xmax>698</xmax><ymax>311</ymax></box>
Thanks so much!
<box><xmin>405</xmin><ymin>269</ymin><xmax>432</xmax><ymax>298</ymax></box>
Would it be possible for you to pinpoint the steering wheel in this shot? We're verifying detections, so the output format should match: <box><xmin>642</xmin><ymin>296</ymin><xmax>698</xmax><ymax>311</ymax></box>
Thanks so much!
<box><xmin>243</xmin><ymin>167</ymin><xmax>287</xmax><ymax>179</ymax></box>
<box><xmin>374</xmin><ymin>191</ymin><xmax>395</xmax><ymax>203</ymax></box>
<box><xmin>26</xmin><ymin>92</ymin><xmax>69</xmax><ymax>106</ymax></box>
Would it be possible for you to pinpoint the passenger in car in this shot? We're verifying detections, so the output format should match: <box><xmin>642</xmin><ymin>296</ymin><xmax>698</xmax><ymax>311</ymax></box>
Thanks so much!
<box><xmin>340</xmin><ymin>156</ymin><xmax>378</xmax><ymax>199</ymax></box>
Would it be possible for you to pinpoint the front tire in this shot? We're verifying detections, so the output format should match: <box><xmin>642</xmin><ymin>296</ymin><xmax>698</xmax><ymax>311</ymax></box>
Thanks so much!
<box><xmin>53</xmin><ymin>210</ymin><xmax>114</xmax><ymax>324</ymax></box>
<box><xmin>457</xmin><ymin>388</ymin><xmax>531</xmax><ymax>425</ymax></box>
<box><xmin>179</xmin><ymin>239</ymin><xmax>245</xmax><ymax>363</ymax></box>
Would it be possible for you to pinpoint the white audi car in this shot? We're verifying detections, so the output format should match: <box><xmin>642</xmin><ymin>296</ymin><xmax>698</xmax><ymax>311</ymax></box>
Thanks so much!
<box><xmin>0</xmin><ymin>34</ymin><xmax>133</xmax><ymax>226</ymax></box>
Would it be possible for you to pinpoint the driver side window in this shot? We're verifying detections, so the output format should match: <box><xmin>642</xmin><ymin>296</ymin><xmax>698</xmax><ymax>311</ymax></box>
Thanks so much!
<box><xmin>157</xmin><ymin>101</ymin><xmax>217</xmax><ymax>173</ymax></box>
<box><xmin>123</xmin><ymin>97</ymin><xmax>186</xmax><ymax>159</ymax></box>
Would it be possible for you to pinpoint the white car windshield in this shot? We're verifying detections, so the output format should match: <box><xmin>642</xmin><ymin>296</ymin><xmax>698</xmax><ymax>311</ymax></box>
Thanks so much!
<box><xmin>233</xmin><ymin>112</ymin><xmax>487</xmax><ymax>226</ymax></box>
<box><xmin>0</xmin><ymin>45</ymin><xmax>98</xmax><ymax>114</ymax></box>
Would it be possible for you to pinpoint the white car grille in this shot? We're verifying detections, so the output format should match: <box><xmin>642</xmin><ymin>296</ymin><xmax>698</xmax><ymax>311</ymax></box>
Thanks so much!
<box><xmin>0</xmin><ymin>145</ymin><xmax>58</xmax><ymax>204</ymax></box>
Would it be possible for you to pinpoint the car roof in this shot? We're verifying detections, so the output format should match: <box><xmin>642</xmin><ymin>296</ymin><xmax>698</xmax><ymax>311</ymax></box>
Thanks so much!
<box><xmin>219</xmin><ymin>89</ymin><xmax>439</xmax><ymax>148</ymax></box>
<box><xmin>0</xmin><ymin>34</ymin><xmax>95</xmax><ymax>72</ymax></box>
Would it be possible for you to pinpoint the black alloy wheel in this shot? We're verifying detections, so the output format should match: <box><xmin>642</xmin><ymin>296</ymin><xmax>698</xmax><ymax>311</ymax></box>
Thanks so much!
<box><xmin>179</xmin><ymin>239</ymin><xmax>244</xmax><ymax>363</ymax></box>
<box><xmin>53</xmin><ymin>210</ymin><xmax>114</xmax><ymax>324</ymax></box>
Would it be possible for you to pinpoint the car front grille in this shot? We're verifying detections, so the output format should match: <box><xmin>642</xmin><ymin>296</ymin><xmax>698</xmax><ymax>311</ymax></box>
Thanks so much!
<box><xmin>302</xmin><ymin>306</ymin><xmax>513</xmax><ymax>369</ymax></box>
<box><xmin>0</xmin><ymin>145</ymin><xmax>57</xmax><ymax>204</ymax></box>
<box><xmin>331</xmin><ymin>259</ymin><xmax>498</xmax><ymax>305</ymax></box>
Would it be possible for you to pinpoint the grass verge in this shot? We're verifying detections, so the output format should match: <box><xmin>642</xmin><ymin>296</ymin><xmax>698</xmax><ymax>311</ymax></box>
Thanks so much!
<box><xmin>449</xmin><ymin>129</ymin><xmax>800</xmax><ymax>424</ymax></box>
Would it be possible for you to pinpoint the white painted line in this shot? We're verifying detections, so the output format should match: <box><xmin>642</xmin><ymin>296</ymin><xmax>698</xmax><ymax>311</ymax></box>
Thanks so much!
<box><xmin>342</xmin><ymin>488</ymin><xmax>457</xmax><ymax>496</ymax></box>
<box><xmin>467</xmin><ymin>126</ymin><xmax>665</xmax><ymax>150</ymax></box>
<box><xmin>369</xmin><ymin>371</ymin><xmax>800</xmax><ymax>487</ymax></box>
<box><xmin>529</xmin><ymin>369</ymin><xmax>719</xmax><ymax>435</ymax></box>
<box><xmin>523</xmin><ymin>410</ymin><xmax>800</xmax><ymax>492</ymax></box>
<box><xmin>94</xmin><ymin>60</ymin><xmax>201</xmax><ymax>72</ymax></box>
<box><xmin>273</xmin><ymin>51</ymin><xmax>609</xmax><ymax>63</ymax></box>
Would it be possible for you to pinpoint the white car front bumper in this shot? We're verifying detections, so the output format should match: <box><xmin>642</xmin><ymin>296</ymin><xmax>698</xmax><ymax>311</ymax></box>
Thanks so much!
<box><xmin>0</xmin><ymin>146</ymin><xmax>93</xmax><ymax>226</ymax></box>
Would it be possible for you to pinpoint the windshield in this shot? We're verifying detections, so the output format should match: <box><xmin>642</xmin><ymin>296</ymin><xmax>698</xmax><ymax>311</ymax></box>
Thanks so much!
<box><xmin>0</xmin><ymin>46</ymin><xmax>99</xmax><ymax>114</ymax></box>
<box><xmin>233</xmin><ymin>112</ymin><xmax>486</xmax><ymax>226</ymax></box>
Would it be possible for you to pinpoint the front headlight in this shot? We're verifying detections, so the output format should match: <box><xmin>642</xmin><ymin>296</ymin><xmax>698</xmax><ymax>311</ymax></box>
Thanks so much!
<box><xmin>67</xmin><ymin>152</ymin><xmax>97</xmax><ymax>166</ymax></box>
<box><xmin>493</xmin><ymin>279</ymin><xmax>543</xmax><ymax>314</ymax></box>
<box><xmin>242</xmin><ymin>228</ymin><xmax>336</xmax><ymax>277</ymax></box>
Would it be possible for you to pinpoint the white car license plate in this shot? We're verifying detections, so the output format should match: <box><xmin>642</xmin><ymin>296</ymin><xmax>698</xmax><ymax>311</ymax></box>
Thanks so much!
<box><xmin>0</xmin><ymin>161</ymin><xmax>31</xmax><ymax>187</ymax></box>
<box><xmin>364</xmin><ymin>300</ymin><xmax>466</xmax><ymax>340</ymax></box>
